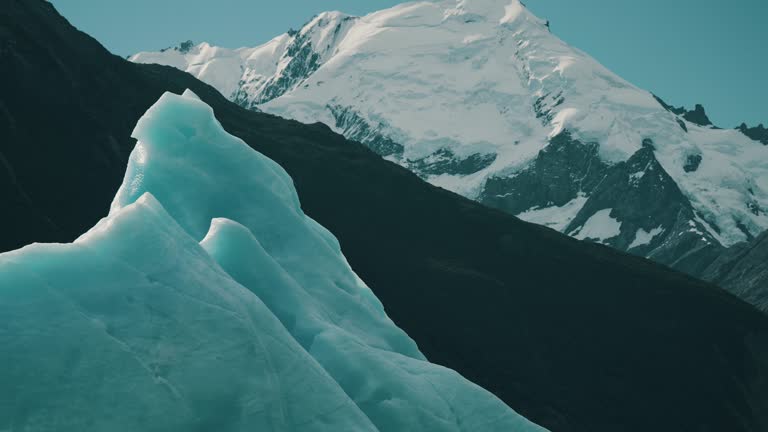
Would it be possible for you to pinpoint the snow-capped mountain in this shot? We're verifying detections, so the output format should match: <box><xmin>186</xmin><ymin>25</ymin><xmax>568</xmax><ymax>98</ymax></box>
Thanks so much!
<box><xmin>0</xmin><ymin>90</ymin><xmax>547</xmax><ymax>431</ymax></box>
<box><xmin>132</xmin><ymin>0</ymin><xmax>768</xmax><ymax>274</ymax></box>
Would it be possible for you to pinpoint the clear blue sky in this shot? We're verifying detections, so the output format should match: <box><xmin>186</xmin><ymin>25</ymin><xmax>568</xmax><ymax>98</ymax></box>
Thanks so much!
<box><xmin>51</xmin><ymin>0</ymin><xmax>766</xmax><ymax>127</ymax></box>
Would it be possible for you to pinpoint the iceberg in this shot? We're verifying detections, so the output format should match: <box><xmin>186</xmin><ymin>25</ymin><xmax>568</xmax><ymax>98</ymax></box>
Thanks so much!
<box><xmin>0</xmin><ymin>90</ymin><xmax>546</xmax><ymax>431</ymax></box>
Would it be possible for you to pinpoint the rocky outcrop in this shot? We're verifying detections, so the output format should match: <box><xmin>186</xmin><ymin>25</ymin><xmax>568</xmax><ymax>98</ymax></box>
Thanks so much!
<box><xmin>480</xmin><ymin>131</ymin><xmax>608</xmax><ymax>215</ymax></box>
<box><xmin>653</xmin><ymin>95</ymin><xmax>713</xmax><ymax>126</ymax></box>
<box><xmin>327</xmin><ymin>104</ymin><xmax>404</xmax><ymax>157</ymax></box>
<box><xmin>682</xmin><ymin>104</ymin><xmax>713</xmax><ymax>127</ymax></box>
<box><xmin>738</xmin><ymin>123</ymin><xmax>768</xmax><ymax>145</ymax></box>
<box><xmin>408</xmin><ymin>148</ymin><xmax>497</xmax><ymax>177</ymax></box>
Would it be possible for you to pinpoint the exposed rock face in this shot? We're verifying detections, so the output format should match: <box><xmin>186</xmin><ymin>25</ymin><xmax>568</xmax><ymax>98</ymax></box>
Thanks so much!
<box><xmin>327</xmin><ymin>104</ymin><xmax>404</xmax><ymax>157</ymax></box>
<box><xmin>231</xmin><ymin>13</ymin><xmax>358</xmax><ymax>110</ymax></box>
<box><xmin>702</xmin><ymin>231</ymin><xmax>768</xmax><ymax>313</ymax></box>
<box><xmin>682</xmin><ymin>104</ymin><xmax>713</xmax><ymax>127</ymax></box>
<box><xmin>480</xmin><ymin>131</ymin><xmax>608</xmax><ymax>215</ymax></box>
<box><xmin>653</xmin><ymin>96</ymin><xmax>713</xmax><ymax>127</ymax></box>
<box><xmin>408</xmin><ymin>148</ymin><xmax>497</xmax><ymax>176</ymax></box>
<box><xmin>565</xmin><ymin>146</ymin><xmax>719</xmax><ymax>267</ymax></box>
<box><xmin>683</xmin><ymin>153</ymin><xmax>703</xmax><ymax>172</ymax></box>
<box><xmin>738</xmin><ymin>123</ymin><xmax>768</xmax><ymax>145</ymax></box>
<box><xmin>480</xmin><ymin>133</ymin><xmax>724</xmax><ymax>274</ymax></box>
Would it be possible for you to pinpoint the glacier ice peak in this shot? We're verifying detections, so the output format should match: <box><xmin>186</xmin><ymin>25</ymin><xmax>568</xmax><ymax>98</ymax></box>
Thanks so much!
<box><xmin>0</xmin><ymin>90</ymin><xmax>547</xmax><ymax>432</ymax></box>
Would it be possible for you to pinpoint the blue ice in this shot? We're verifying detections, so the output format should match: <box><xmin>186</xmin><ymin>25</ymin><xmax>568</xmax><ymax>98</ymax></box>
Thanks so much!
<box><xmin>0</xmin><ymin>90</ymin><xmax>547</xmax><ymax>432</ymax></box>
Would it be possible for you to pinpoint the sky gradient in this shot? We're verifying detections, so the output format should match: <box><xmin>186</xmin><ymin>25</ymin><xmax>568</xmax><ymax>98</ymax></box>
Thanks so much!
<box><xmin>50</xmin><ymin>0</ymin><xmax>766</xmax><ymax>127</ymax></box>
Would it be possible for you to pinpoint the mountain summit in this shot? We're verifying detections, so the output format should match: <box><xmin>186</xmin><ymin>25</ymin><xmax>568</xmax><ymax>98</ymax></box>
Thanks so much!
<box><xmin>132</xmin><ymin>0</ymin><xmax>768</xmax><ymax>278</ymax></box>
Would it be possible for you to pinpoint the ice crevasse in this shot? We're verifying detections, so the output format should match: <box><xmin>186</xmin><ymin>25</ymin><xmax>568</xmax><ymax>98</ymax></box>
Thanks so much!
<box><xmin>0</xmin><ymin>90</ymin><xmax>547</xmax><ymax>432</ymax></box>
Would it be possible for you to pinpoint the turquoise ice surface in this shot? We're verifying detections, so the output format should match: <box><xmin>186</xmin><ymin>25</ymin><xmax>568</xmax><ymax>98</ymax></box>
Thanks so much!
<box><xmin>0</xmin><ymin>90</ymin><xmax>547</xmax><ymax>432</ymax></box>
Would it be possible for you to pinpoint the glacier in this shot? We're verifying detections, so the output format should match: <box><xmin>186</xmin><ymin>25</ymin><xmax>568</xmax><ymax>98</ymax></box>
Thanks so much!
<box><xmin>0</xmin><ymin>90</ymin><xmax>546</xmax><ymax>432</ymax></box>
<box><xmin>131</xmin><ymin>0</ymin><xmax>768</xmax><ymax>275</ymax></box>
